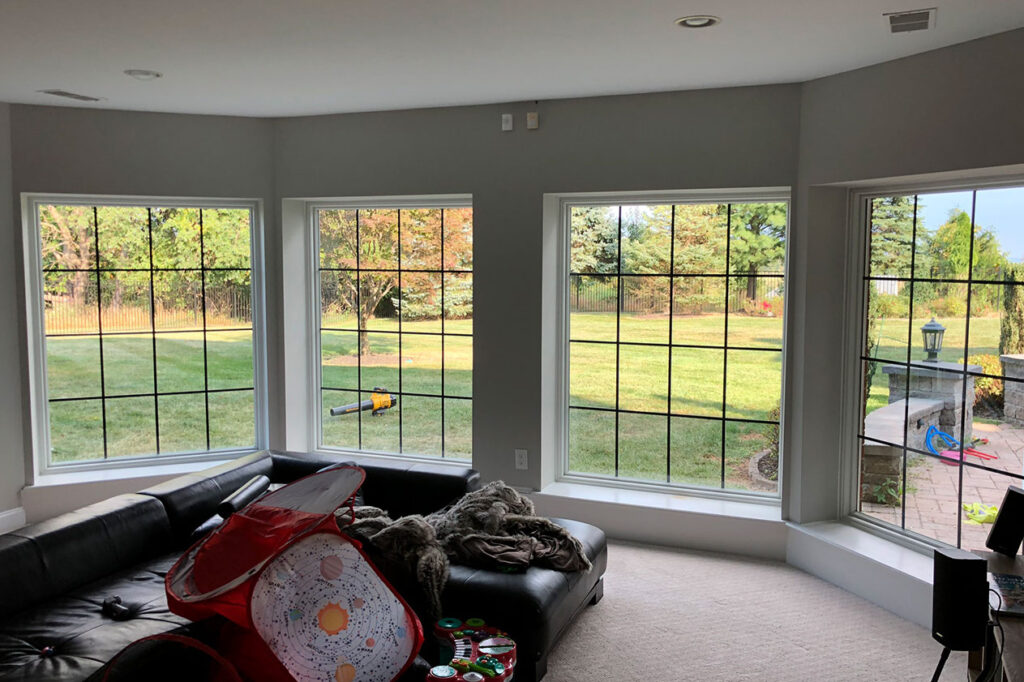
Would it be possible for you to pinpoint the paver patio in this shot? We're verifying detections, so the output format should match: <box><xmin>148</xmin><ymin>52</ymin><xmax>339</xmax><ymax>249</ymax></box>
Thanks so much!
<box><xmin>863</xmin><ymin>420</ymin><xmax>1024</xmax><ymax>549</ymax></box>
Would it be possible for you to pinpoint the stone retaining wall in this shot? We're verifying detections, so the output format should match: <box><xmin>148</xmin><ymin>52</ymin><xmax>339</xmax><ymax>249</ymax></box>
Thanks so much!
<box><xmin>861</xmin><ymin>397</ymin><xmax>944</xmax><ymax>503</ymax></box>
<box><xmin>1002</xmin><ymin>355</ymin><xmax>1024</xmax><ymax>426</ymax></box>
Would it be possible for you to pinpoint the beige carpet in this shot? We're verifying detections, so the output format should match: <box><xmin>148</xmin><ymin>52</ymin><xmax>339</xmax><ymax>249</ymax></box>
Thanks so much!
<box><xmin>546</xmin><ymin>541</ymin><xmax>966</xmax><ymax>681</ymax></box>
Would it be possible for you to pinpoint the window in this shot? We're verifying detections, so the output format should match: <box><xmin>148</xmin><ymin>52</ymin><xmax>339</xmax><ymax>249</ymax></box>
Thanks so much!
<box><xmin>314</xmin><ymin>200</ymin><xmax>472</xmax><ymax>460</ymax></box>
<box><xmin>27</xmin><ymin>198</ymin><xmax>265</xmax><ymax>470</ymax></box>
<box><xmin>564</xmin><ymin>195</ymin><xmax>788</xmax><ymax>495</ymax></box>
<box><xmin>857</xmin><ymin>183</ymin><xmax>1024</xmax><ymax>548</ymax></box>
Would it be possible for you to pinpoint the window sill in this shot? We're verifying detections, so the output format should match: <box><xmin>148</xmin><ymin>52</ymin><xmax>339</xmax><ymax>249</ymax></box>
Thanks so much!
<box><xmin>31</xmin><ymin>457</ymin><xmax>234</xmax><ymax>488</ymax></box>
<box><xmin>313</xmin><ymin>447</ymin><xmax>473</xmax><ymax>470</ymax></box>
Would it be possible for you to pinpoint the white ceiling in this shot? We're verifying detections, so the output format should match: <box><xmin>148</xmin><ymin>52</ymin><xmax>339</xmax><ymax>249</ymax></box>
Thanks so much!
<box><xmin>2</xmin><ymin>0</ymin><xmax>1023</xmax><ymax>118</ymax></box>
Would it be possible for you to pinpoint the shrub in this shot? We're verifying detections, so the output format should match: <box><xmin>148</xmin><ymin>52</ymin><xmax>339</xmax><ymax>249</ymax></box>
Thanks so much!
<box><xmin>970</xmin><ymin>353</ymin><xmax>1004</xmax><ymax>414</ymax></box>
<box><xmin>1002</xmin><ymin>267</ymin><xmax>1024</xmax><ymax>355</ymax></box>
<box><xmin>873</xmin><ymin>294</ymin><xmax>905</xmax><ymax>318</ymax></box>
<box><xmin>761</xmin><ymin>403</ymin><xmax>781</xmax><ymax>482</ymax></box>
<box><xmin>926</xmin><ymin>296</ymin><xmax>966</xmax><ymax>318</ymax></box>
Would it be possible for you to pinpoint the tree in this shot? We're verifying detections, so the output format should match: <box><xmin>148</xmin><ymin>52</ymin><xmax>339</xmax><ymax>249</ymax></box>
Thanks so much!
<box><xmin>569</xmin><ymin>206</ymin><xmax>618</xmax><ymax>273</ymax></box>
<box><xmin>39</xmin><ymin>204</ymin><xmax>95</xmax><ymax>308</ymax></box>
<box><xmin>867</xmin><ymin>196</ymin><xmax>916</xmax><ymax>278</ymax></box>
<box><xmin>728</xmin><ymin>203</ymin><xmax>787</xmax><ymax>301</ymax></box>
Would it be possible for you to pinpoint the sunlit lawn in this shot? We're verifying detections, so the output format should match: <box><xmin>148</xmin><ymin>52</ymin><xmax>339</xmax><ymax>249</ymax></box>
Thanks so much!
<box><xmin>46</xmin><ymin>330</ymin><xmax>255</xmax><ymax>462</ymax></box>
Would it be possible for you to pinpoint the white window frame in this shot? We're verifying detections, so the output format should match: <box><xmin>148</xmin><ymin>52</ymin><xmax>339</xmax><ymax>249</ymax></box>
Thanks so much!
<box><xmin>22</xmin><ymin>193</ymin><xmax>269</xmax><ymax>476</ymax></box>
<box><xmin>306</xmin><ymin>194</ymin><xmax>473</xmax><ymax>465</ymax></box>
<box><xmin>551</xmin><ymin>187</ymin><xmax>791</xmax><ymax>502</ymax></box>
<box><xmin>840</xmin><ymin>173</ymin><xmax>1024</xmax><ymax>551</ymax></box>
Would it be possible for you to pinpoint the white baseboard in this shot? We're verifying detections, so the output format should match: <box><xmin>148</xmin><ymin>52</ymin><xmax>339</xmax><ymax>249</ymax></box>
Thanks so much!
<box><xmin>0</xmin><ymin>506</ymin><xmax>26</xmax><ymax>534</ymax></box>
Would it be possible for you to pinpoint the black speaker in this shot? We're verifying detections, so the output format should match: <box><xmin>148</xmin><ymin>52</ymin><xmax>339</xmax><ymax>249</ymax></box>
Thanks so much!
<box><xmin>932</xmin><ymin>547</ymin><xmax>988</xmax><ymax>651</ymax></box>
<box><xmin>986</xmin><ymin>485</ymin><xmax>1024</xmax><ymax>556</ymax></box>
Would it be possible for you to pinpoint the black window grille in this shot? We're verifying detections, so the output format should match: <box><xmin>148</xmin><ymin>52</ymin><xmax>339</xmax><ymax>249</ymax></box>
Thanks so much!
<box><xmin>567</xmin><ymin>202</ymin><xmax>787</xmax><ymax>493</ymax></box>
<box><xmin>38</xmin><ymin>203</ymin><xmax>257</xmax><ymax>464</ymax></box>
<box><xmin>317</xmin><ymin>206</ymin><xmax>473</xmax><ymax>459</ymax></box>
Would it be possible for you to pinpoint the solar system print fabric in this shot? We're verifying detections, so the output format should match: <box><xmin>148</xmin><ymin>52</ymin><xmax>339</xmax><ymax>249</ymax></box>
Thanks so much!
<box><xmin>251</xmin><ymin>532</ymin><xmax>421</xmax><ymax>682</ymax></box>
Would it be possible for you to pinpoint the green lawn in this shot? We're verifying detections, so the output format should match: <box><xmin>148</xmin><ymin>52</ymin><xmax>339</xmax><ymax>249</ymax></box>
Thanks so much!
<box><xmin>567</xmin><ymin>311</ymin><xmax>781</xmax><ymax>491</ymax></box>
<box><xmin>46</xmin><ymin>330</ymin><xmax>255</xmax><ymax>462</ymax></box>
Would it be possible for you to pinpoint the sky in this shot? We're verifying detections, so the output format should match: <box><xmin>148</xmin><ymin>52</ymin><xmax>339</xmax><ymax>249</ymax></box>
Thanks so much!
<box><xmin>918</xmin><ymin>185</ymin><xmax>1024</xmax><ymax>263</ymax></box>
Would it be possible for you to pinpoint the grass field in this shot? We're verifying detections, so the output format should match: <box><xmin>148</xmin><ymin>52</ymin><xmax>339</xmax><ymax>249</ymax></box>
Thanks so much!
<box><xmin>46</xmin><ymin>330</ymin><xmax>255</xmax><ymax>462</ymax></box>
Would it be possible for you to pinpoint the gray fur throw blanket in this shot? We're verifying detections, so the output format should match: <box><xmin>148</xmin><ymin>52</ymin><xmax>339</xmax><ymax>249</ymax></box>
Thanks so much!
<box><xmin>339</xmin><ymin>481</ymin><xmax>592</xmax><ymax>620</ymax></box>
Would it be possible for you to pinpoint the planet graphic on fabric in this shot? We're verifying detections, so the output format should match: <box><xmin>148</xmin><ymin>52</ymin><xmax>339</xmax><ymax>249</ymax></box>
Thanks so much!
<box><xmin>317</xmin><ymin>603</ymin><xmax>349</xmax><ymax>635</ymax></box>
<box><xmin>320</xmin><ymin>555</ymin><xmax>344</xmax><ymax>581</ymax></box>
<box><xmin>365</xmin><ymin>637</ymin><xmax>375</xmax><ymax>648</ymax></box>
<box><xmin>334</xmin><ymin>663</ymin><xmax>357</xmax><ymax>682</ymax></box>
<box><xmin>395</xmin><ymin>626</ymin><xmax>406</xmax><ymax>639</ymax></box>
<box><xmin>288</xmin><ymin>608</ymin><xmax>303</xmax><ymax>622</ymax></box>
<box><xmin>351</xmin><ymin>597</ymin><xmax>364</xmax><ymax>609</ymax></box>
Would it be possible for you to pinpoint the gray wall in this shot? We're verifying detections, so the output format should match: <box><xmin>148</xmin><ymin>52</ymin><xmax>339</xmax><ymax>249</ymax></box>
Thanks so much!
<box><xmin>0</xmin><ymin>103</ymin><xmax>25</xmax><ymax>512</ymax></box>
<box><xmin>7</xmin><ymin>107</ymin><xmax>280</xmax><ymax>498</ymax></box>
<box><xmin>785</xmin><ymin>28</ymin><xmax>1024</xmax><ymax>523</ymax></box>
<box><xmin>274</xmin><ymin>85</ymin><xmax>802</xmax><ymax>489</ymax></box>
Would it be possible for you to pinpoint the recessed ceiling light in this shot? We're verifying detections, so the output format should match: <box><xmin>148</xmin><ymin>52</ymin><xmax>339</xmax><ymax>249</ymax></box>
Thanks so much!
<box><xmin>124</xmin><ymin>69</ymin><xmax>163</xmax><ymax>81</ymax></box>
<box><xmin>675</xmin><ymin>15</ymin><xmax>721</xmax><ymax>28</ymax></box>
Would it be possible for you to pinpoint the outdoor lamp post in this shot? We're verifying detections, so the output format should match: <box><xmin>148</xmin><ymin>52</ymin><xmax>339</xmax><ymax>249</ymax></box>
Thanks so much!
<box><xmin>921</xmin><ymin>318</ymin><xmax>946</xmax><ymax>362</ymax></box>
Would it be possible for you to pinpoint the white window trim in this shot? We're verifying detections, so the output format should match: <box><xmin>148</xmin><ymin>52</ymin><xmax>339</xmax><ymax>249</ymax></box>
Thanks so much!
<box><xmin>22</xmin><ymin>193</ymin><xmax>270</xmax><ymax>478</ymax></box>
<box><xmin>840</xmin><ymin>173</ymin><xmax>1024</xmax><ymax>552</ymax></box>
<box><xmin>548</xmin><ymin>187</ymin><xmax>791</xmax><ymax>504</ymax></box>
<box><xmin>304</xmin><ymin>194</ymin><xmax>474</xmax><ymax>465</ymax></box>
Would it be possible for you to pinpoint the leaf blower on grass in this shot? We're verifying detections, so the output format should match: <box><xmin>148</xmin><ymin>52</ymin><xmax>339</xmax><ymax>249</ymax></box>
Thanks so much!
<box><xmin>331</xmin><ymin>388</ymin><xmax>398</xmax><ymax>417</ymax></box>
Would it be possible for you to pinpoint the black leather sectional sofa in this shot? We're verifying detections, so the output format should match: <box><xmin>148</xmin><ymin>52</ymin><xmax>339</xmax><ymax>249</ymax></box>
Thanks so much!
<box><xmin>0</xmin><ymin>451</ymin><xmax>607</xmax><ymax>681</ymax></box>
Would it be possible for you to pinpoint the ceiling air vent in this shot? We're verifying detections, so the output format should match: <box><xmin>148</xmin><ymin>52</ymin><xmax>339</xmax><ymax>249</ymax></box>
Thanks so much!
<box><xmin>36</xmin><ymin>89</ymin><xmax>104</xmax><ymax>102</ymax></box>
<box><xmin>884</xmin><ymin>8</ymin><xmax>936</xmax><ymax>34</ymax></box>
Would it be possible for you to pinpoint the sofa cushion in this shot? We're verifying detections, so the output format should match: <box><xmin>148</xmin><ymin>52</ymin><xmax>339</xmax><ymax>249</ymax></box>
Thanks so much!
<box><xmin>441</xmin><ymin>518</ymin><xmax>607</xmax><ymax>681</ymax></box>
<box><xmin>270</xmin><ymin>451</ymin><xmax>481</xmax><ymax>516</ymax></box>
<box><xmin>0</xmin><ymin>552</ymin><xmax>188</xmax><ymax>682</ymax></box>
<box><xmin>0</xmin><ymin>494</ymin><xmax>171</xmax><ymax>619</ymax></box>
<box><xmin>138</xmin><ymin>451</ymin><xmax>274</xmax><ymax>542</ymax></box>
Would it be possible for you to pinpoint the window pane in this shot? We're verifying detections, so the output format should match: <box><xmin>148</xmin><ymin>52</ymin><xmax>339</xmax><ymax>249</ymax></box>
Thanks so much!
<box><xmin>619</xmin><ymin>276</ymin><xmax>669</xmax><ymax>344</ymax></box>
<box><xmin>725</xmin><ymin>350</ymin><xmax>781</xmax><ymax>421</ymax></box>
<box><xmin>39</xmin><ymin>204</ymin><xmax>95</xmax><ymax>271</ymax></box>
<box><xmin>358</xmin><ymin>209</ymin><xmax>399</xmax><ymax>270</ymax></box>
<box><xmin>569</xmin><ymin>408</ymin><xmax>615</xmax><ymax>476</ymax></box>
<box><xmin>401</xmin><ymin>272</ymin><xmax>443</xmax><ymax>333</ymax></box>
<box><xmin>151</xmin><ymin>207</ymin><xmax>201</xmax><ymax>269</ymax></box>
<box><xmin>208</xmin><ymin>390</ymin><xmax>255</xmax><ymax>450</ymax></box>
<box><xmin>444</xmin><ymin>273</ymin><xmax>473</xmax><ymax>334</ymax></box>
<box><xmin>49</xmin><ymin>399</ymin><xmax>104</xmax><ymax>463</ymax></box>
<box><xmin>570</xmin><ymin>206</ymin><xmax>617</xmax><ymax>275</ymax></box>
<box><xmin>728</xmin><ymin>203</ymin><xmax>786</xmax><ymax>276</ymax></box>
<box><xmin>669</xmin><ymin>416</ymin><xmax>722</xmax><ymax>488</ymax></box>
<box><xmin>620</xmin><ymin>205</ymin><xmax>671</xmax><ymax>275</ymax></box>
<box><xmin>724</xmin><ymin>421</ymin><xmax>777</xmax><ymax>493</ymax></box>
<box><xmin>105</xmin><ymin>396</ymin><xmax>157</xmax><ymax>457</ymax></box>
<box><xmin>619</xmin><ymin>345</ymin><xmax>668</xmax><ymax>414</ymax></box>
<box><xmin>671</xmin><ymin>348</ymin><xmax>723</xmax><ymax>417</ymax></box>
<box><xmin>865</xmin><ymin>278</ymin><xmax>910</xmax><ymax>362</ymax></box>
<box><xmin>443</xmin><ymin>207</ymin><xmax>473</xmax><ymax>271</ymax></box>
<box><xmin>47</xmin><ymin>336</ymin><xmax>101</xmax><ymax>400</ymax></box>
<box><xmin>156</xmin><ymin>333</ymin><xmax>206</xmax><ymax>393</ymax></box>
<box><xmin>359</xmin><ymin>333</ymin><xmax>399</xmax><ymax>392</ymax></box>
<box><xmin>910</xmin><ymin>282</ymin><xmax>966</xmax><ymax>364</ymax></box>
<box><xmin>158</xmin><ymin>394</ymin><xmax>207</xmax><ymax>453</ymax></box>
<box><xmin>97</xmin><ymin>206</ymin><xmax>149</xmax><ymax>269</ymax></box>
<box><xmin>319</xmin><ymin>209</ymin><xmax>358</xmax><ymax>269</ymax></box>
<box><xmin>569</xmin><ymin>275</ymin><xmax>617</xmax><ymax>342</ymax></box>
<box><xmin>321</xmin><ymin>389</ymin><xmax>360</xmax><ymax>449</ymax></box>
<box><xmin>618</xmin><ymin>412</ymin><xmax>666</xmax><ymax>482</ymax></box>
<box><xmin>153</xmin><ymin>270</ymin><xmax>203</xmax><ymax>331</ymax></box>
<box><xmin>321</xmin><ymin>331</ymin><xmax>360</xmax><ymax>390</ymax></box>
<box><xmin>728</xmin><ymin>276</ymin><xmax>783</xmax><ymax>349</ymax></box>
<box><xmin>362</xmin><ymin>391</ymin><xmax>400</xmax><ymax>452</ymax></box>
<box><xmin>45</xmin><ymin>271</ymin><xmax>98</xmax><ymax>334</ymax></box>
<box><xmin>570</xmin><ymin>342</ymin><xmax>616</xmax><ymax>409</ymax></box>
<box><xmin>402</xmin><ymin>395</ymin><xmax>442</xmax><ymax>457</ymax></box>
<box><xmin>401</xmin><ymin>333</ymin><xmax>442</xmax><ymax>396</ymax></box>
<box><xmin>867</xmin><ymin>196</ymin><xmax>914</xmax><ymax>279</ymax></box>
<box><xmin>206</xmin><ymin>330</ymin><xmax>253</xmax><ymax>390</ymax></box>
<box><xmin>103</xmin><ymin>334</ymin><xmax>154</xmax><ymax>396</ymax></box>
<box><xmin>202</xmin><ymin>208</ymin><xmax>251</xmax><ymax>269</ymax></box>
<box><xmin>205</xmin><ymin>271</ymin><xmax>251</xmax><ymax>328</ymax></box>
<box><xmin>861</xmin><ymin>359</ymin><xmax>895</xmax><ymax>432</ymax></box>
<box><xmin>443</xmin><ymin>334</ymin><xmax>472</xmax><ymax>398</ymax></box>
<box><xmin>858</xmin><ymin>437</ymin><xmax>905</xmax><ymax>529</ymax></box>
<box><xmin>400</xmin><ymin>208</ymin><xmax>442</xmax><ymax>270</ymax></box>
<box><xmin>444</xmin><ymin>398</ymin><xmax>472</xmax><ymax>460</ymax></box>
<box><xmin>975</xmin><ymin>186</ymin><xmax>1024</xmax><ymax>281</ymax></box>
<box><xmin>674</xmin><ymin>203</ymin><xmax>727</xmax><ymax>274</ymax></box>
<box><xmin>320</xmin><ymin>271</ymin><xmax>358</xmax><ymax>328</ymax></box>
<box><xmin>100</xmin><ymin>271</ymin><xmax>151</xmax><ymax>333</ymax></box>
<box><xmin>672</xmin><ymin>277</ymin><xmax>724</xmax><ymax>346</ymax></box>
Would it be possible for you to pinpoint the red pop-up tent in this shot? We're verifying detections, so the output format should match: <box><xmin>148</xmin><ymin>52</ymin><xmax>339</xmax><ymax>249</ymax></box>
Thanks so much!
<box><xmin>166</xmin><ymin>465</ymin><xmax>423</xmax><ymax>682</ymax></box>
